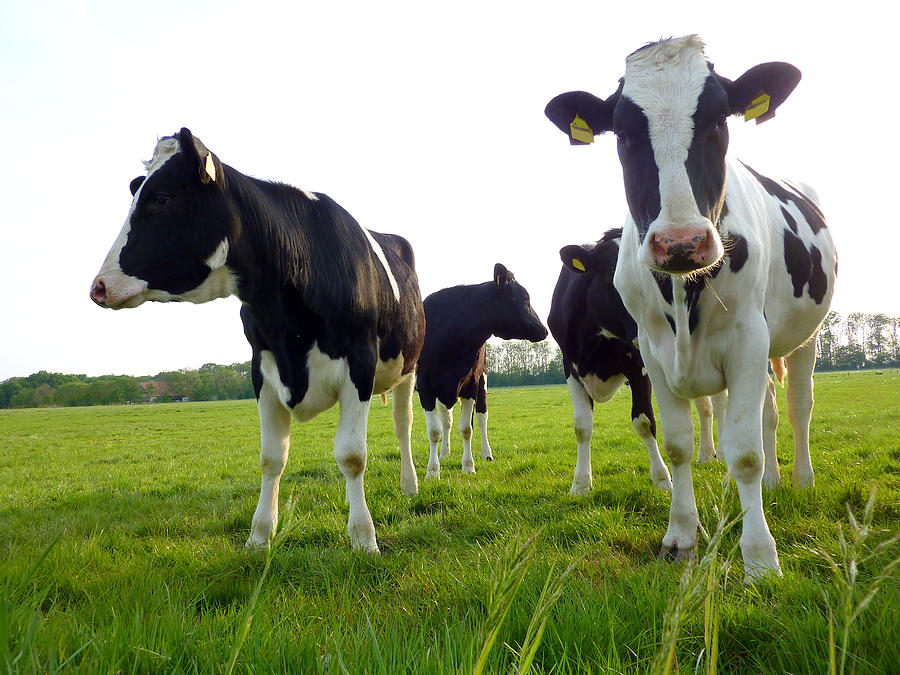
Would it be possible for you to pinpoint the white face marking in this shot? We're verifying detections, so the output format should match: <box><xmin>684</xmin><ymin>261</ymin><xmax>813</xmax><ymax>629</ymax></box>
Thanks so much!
<box><xmin>362</xmin><ymin>229</ymin><xmax>401</xmax><ymax>302</ymax></box>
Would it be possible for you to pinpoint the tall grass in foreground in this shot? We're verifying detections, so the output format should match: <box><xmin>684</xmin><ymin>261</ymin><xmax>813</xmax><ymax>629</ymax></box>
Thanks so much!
<box><xmin>814</xmin><ymin>488</ymin><xmax>900</xmax><ymax>675</ymax></box>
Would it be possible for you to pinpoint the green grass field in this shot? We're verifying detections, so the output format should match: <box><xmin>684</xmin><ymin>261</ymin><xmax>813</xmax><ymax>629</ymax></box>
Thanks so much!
<box><xmin>1</xmin><ymin>370</ymin><xmax>898</xmax><ymax>673</ymax></box>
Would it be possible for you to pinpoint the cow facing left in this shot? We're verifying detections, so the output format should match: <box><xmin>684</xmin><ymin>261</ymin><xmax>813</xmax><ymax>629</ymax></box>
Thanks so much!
<box><xmin>90</xmin><ymin>128</ymin><xmax>426</xmax><ymax>553</ymax></box>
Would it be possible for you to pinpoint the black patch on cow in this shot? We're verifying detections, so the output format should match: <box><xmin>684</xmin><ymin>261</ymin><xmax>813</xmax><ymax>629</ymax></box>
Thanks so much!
<box><xmin>654</xmin><ymin>274</ymin><xmax>673</xmax><ymax>304</ymax></box>
<box><xmin>742</xmin><ymin>163</ymin><xmax>827</xmax><ymax>234</ymax></box>
<box><xmin>783</xmin><ymin>228</ymin><xmax>827</xmax><ymax>304</ymax></box>
<box><xmin>665</xmin><ymin>313</ymin><xmax>676</xmax><ymax>333</ymax></box>
<box><xmin>684</xmin><ymin>278</ymin><xmax>705</xmax><ymax>334</ymax></box>
<box><xmin>613</xmin><ymin>96</ymin><xmax>660</xmax><ymax>242</ymax></box>
<box><xmin>685</xmin><ymin>75</ymin><xmax>730</xmax><ymax>226</ymax></box>
<box><xmin>808</xmin><ymin>245</ymin><xmax>828</xmax><ymax>304</ymax></box>
<box><xmin>726</xmin><ymin>233</ymin><xmax>748</xmax><ymax>272</ymax></box>
<box><xmin>781</xmin><ymin>206</ymin><xmax>797</xmax><ymax>234</ymax></box>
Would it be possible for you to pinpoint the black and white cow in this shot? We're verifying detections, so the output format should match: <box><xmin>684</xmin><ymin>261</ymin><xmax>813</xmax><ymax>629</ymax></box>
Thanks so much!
<box><xmin>549</xmin><ymin>228</ymin><xmax>717</xmax><ymax>496</ymax></box>
<box><xmin>416</xmin><ymin>265</ymin><xmax>548</xmax><ymax>478</ymax></box>
<box><xmin>545</xmin><ymin>36</ymin><xmax>836</xmax><ymax>580</ymax></box>
<box><xmin>90</xmin><ymin>128</ymin><xmax>425</xmax><ymax>553</ymax></box>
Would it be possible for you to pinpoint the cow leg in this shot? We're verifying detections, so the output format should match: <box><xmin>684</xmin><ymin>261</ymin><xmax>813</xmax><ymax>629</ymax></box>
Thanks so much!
<box><xmin>423</xmin><ymin>406</ymin><xmax>443</xmax><ymax>479</ymax></box>
<box><xmin>475</xmin><ymin>373</ymin><xmax>493</xmax><ymax>461</ymax></box>
<box><xmin>247</xmin><ymin>379</ymin><xmax>292</xmax><ymax>549</ymax></box>
<box><xmin>762</xmin><ymin>374</ymin><xmax>781</xmax><ymax>488</ymax></box>
<box><xmin>721</xmin><ymin>334</ymin><xmax>781</xmax><ymax>580</ymax></box>
<box><xmin>459</xmin><ymin>397</ymin><xmax>476</xmax><ymax>474</ymax></box>
<box><xmin>711</xmin><ymin>390</ymin><xmax>728</xmax><ymax>462</ymax></box>
<box><xmin>392</xmin><ymin>372</ymin><xmax>418</xmax><ymax>496</ymax></box>
<box><xmin>334</xmin><ymin>380</ymin><xmax>377</xmax><ymax>553</ymax></box>
<box><xmin>438</xmin><ymin>401</ymin><xmax>453</xmax><ymax>461</ymax></box>
<box><xmin>567</xmin><ymin>375</ymin><xmax>594</xmax><ymax>495</ymax></box>
<box><xmin>645</xmin><ymin>355</ymin><xmax>698</xmax><ymax>560</ymax></box>
<box><xmin>786</xmin><ymin>339</ymin><xmax>816</xmax><ymax>489</ymax></box>
<box><xmin>628</xmin><ymin>370</ymin><xmax>672</xmax><ymax>492</ymax></box>
<box><xmin>695</xmin><ymin>396</ymin><xmax>716</xmax><ymax>464</ymax></box>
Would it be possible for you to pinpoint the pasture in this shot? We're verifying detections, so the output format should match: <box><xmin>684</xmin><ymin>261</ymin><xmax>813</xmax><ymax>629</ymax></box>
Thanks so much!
<box><xmin>1</xmin><ymin>371</ymin><xmax>898</xmax><ymax>673</ymax></box>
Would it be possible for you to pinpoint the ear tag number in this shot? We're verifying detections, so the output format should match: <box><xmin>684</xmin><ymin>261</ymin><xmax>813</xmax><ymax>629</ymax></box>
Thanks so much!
<box><xmin>744</xmin><ymin>92</ymin><xmax>772</xmax><ymax>124</ymax></box>
<box><xmin>569</xmin><ymin>114</ymin><xmax>594</xmax><ymax>144</ymax></box>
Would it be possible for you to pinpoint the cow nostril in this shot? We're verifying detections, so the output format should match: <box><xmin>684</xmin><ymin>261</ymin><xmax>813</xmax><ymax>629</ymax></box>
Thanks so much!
<box><xmin>91</xmin><ymin>279</ymin><xmax>107</xmax><ymax>305</ymax></box>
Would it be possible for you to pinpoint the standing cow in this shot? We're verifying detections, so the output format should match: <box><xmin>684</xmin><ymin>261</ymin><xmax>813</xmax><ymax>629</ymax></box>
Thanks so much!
<box><xmin>90</xmin><ymin>128</ymin><xmax>425</xmax><ymax>553</ymax></box>
<box><xmin>545</xmin><ymin>35</ymin><xmax>836</xmax><ymax>579</ymax></box>
<box><xmin>417</xmin><ymin>264</ymin><xmax>548</xmax><ymax>478</ymax></box>
<box><xmin>550</xmin><ymin>228</ymin><xmax>717</xmax><ymax>496</ymax></box>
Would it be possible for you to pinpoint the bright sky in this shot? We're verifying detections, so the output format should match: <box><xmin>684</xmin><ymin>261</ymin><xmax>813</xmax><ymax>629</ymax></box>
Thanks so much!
<box><xmin>1</xmin><ymin>1</ymin><xmax>896</xmax><ymax>382</ymax></box>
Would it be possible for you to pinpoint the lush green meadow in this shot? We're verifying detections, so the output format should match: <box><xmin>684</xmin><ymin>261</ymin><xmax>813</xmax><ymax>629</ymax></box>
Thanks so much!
<box><xmin>1</xmin><ymin>370</ymin><xmax>898</xmax><ymax>673</ymax></box>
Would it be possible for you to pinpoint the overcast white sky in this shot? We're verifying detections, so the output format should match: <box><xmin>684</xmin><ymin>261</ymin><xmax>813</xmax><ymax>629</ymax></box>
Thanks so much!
<box><xmin>1</xmin><ymin>1</ymin><xmax>896</xmax><ymax>381</ymax></box>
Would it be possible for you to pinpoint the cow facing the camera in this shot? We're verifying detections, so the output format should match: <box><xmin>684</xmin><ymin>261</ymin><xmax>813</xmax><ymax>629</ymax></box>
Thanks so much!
<box><xmin>91</xmin><ymin>128</ymin><xmax>426</xmax><ymax>553</ymax></box>
<box><xmin>545</xmin><ymin>36</ymin><xmax>836</xmax><ymax>580</ymax></box>
<box><xmin>416</xmin><ymin>264</ymin><xmax>548</xmax><ymax>478</ymax></box>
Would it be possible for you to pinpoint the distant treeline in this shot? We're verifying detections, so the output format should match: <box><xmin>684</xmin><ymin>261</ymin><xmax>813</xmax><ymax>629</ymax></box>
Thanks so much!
<box><xmin>2</xmin><ymin>310</ymin><xmax>896</xmax><ymax>408</ymax></box>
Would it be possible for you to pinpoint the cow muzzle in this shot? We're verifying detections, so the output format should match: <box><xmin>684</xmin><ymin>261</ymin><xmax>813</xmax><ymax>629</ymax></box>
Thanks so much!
<box><xmin>89</xmin><ymin>272</ymin><xmax>147</xmax><ymax>309</ymax></box>
<box><xmin>646</xmin><ymin>224</ymin><xmax>722</xmax><ymax>274</ymax></box>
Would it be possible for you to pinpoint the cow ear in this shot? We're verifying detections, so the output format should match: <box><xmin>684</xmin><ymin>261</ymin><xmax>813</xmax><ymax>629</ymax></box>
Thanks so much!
<box><xmin>559</xmin><ymin>245</ymin><xmax>591</xmax><ymax>273</ymax></box>
<box><xmin>721</xmin><ymin>62</ymin><xmax>801</xmax><ymax>124</ymax></box>
<box><xmin>129</xmin><ymin>176</ymin><xmax>145</xmax><ymax>196</ymax></box>
<box><xmin>176</xmin><ymin>127</ymin><xmax>218</xmax><ymax>184</ymax></box>
<box><xmin>545</xmin><ymin>89</ymin><xmax>618</xmax><ymax>144</ymax></box>
<box><xmin>494</xmin><ymin>263</ymin><xmax>512</xmax><ymax>288</ymax></box>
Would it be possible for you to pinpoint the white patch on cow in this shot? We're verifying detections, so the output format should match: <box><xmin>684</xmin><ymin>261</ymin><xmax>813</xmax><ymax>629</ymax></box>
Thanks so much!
<box><xmin>205</xmin><ymin>238</ymin><xmax>229</xmax><ymax>269</ymax></box>
<box><xmin>302</xmin><ymin>190</ymin><xmax>319</xmax><ymax>201</ymax></box>
<box><xmin>579</xmin><ymin>372</ymin><xmax>626</xmax><ymax>404</ymax></box>
<box><xmin>373</xmin><ymin>350</ymin><xmax>404</xmax><ymax>395</ymax></box>
<box><xmin>362</xmin><ymin>229</ymin><xmax>401</xmax><ymax>302</ymax></box>
<box><xmin>623</xmin><ymin>36</ymin><xmax>723</xmax><ymax>267</ymax></box>
<box><xmin>598</xmin><ymin>328</ymin><xmax>619</xmax><ymax>340</ymax></box>
<box><xmin>641</xmin><ymin>366</ymin><xmax>647</xmax><ymax>376</ymax></box>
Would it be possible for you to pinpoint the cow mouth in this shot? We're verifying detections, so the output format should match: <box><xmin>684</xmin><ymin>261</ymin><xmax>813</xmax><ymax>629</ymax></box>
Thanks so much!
<box><xmin>90</xmin><ymin>275</ymin><xmax>148</xmax><ymax>309</ymax></box>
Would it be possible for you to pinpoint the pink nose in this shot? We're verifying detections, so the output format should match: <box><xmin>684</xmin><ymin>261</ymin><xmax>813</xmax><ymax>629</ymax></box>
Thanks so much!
<box><xmin>90</xmin><ymin>278</ymin><xmax>108</xmax><ymax>306</ymax></box>
<box><xmin>649</xmin><ymin>227</ymin><xmax>714</xmax><ymax>272</ymax></box>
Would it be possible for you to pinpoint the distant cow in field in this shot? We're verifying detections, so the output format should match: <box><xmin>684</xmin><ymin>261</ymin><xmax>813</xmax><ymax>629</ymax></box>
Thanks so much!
<box><xmin>545</xmin><ymin>35</ymin><xmax>836</xmax><ymax>579</ymax></box>
<box><xmin>549</xmin><ymin>228</ymin><xmax>717</xmax><ymax>495</ymax></box>
<box><xmin>416</xmin><ymin>264</ymin><xmax>548</xmax><ymax>478</ymax></box>
<box><xmin>90</xmin><ymin>128</ymin><xmax>425</xmax><ymax>553</ymax></box>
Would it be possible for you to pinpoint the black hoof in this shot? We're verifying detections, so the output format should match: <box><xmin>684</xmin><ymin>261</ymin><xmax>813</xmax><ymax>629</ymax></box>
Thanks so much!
<box><xmin>658</xmin><ymin>544</ymin><xmax>695</xmax><ymax>563</ymax></box>
<box><xmin>485</xmin><ymin>456</ymin><xmax>493</xmax><ymax>462</ymax></box>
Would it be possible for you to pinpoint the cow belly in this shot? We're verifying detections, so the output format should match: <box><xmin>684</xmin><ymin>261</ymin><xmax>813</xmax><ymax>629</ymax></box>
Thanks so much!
<box><xmin>260</xmin><ymin>348</ymin><xmax>346</xmax><ymax>422</ymax></box>
<box><xmin>373</xmin><ymin>354</ymin><xmax>405</xmax><ymax>395</ymax></box>
<box><xmin>580</xmin><ymin>372</ymin><xmax>626</xmax><ymax>403</ymax></box>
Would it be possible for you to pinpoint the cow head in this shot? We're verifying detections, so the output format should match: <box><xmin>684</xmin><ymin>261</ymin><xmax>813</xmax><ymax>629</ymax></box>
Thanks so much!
<box><xmin>490</xmin><ymin>263</ymin><xmax>548</xmax><ymax>342</ymax></box>
<box><xmin>90</xmin><ymin>128</ymin><xmax>238</xmax><ymax>309</ymax></box>
<box><xmin>545</xmin><ymin>35</ymin><xmax>800</xmax><ymax>275</ymax></box>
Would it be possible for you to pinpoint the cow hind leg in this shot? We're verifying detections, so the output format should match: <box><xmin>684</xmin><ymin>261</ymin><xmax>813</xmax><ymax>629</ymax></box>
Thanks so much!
<box><xmin>459</xmin><ymin>397</ymin><xmax>476</xmax><ymax>474</ymax></box>
<box><xmin>567</xmin><ymin>376</ymin><xmax>594</xmax><ymax>495</ymax></box>
<box><xmin>392</xmin><ymin>372</ymin><xmax>418</xmax><ymax>496</ymax></box>
<box><xmin>786</xmin><ymin>338</ymin><xmax>817</xmax><ymax>489</ymax></box>
<box><xmin>476</xmin><ymin>374</ymin><xmax>493</xmax><ymax>461</ymax></box>
<box><xmin>247</xmin><ymin>381</ymin><xmax>291</xmax><ymax>549</ymax></box>
<box><xmin>695</xmin><ymin>396</ymin><xmax>716</xmax><ymax>463</ymax></box>
<box><xmin>334</xmin><ymin>381</ymin><xmax>377</xmax><ymax>553</ymax></box>
<box><xmin>424</xmin><ymin>406</ymin><xmax>443</xmax><ymax>479</ymax></box>
<box><xmin>762</xmin><ymin>374</ymin><xmax>781</xmax><ymax>488</ymax></box>
<box><xmin>711</xmin><ymin>390</ymin><xmax>728</xmax><ymax>462</ymax></box>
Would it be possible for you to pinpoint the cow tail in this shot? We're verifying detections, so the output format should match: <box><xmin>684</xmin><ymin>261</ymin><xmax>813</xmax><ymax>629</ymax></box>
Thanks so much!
<box><xmin>381</xmin><ymin>393</ymin><xmax>388</xmax><ymax>405</ymax></box>
<box><xmin>771</xmin><ymin>357</ymin><xmax>786</xmax><ymax>386</ymax></box>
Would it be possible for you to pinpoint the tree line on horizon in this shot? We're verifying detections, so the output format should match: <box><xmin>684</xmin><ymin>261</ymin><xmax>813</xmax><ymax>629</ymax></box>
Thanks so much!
<box><xmin>1</xmin><ymin>311</ymin><xmax>897</xmax><ymax>409</ymax></box>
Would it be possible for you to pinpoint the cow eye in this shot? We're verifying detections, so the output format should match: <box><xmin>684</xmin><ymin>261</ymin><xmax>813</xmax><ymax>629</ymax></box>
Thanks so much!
<box><xmin>152</xmin><ymin>193</ymin><xmax>171</xmax><ymax>207</ymax></box>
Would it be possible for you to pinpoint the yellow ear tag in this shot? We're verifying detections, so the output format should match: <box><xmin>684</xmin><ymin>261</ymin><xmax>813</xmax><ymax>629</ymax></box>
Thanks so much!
<box><xmin>569</xmin><ymin>114</ymin><xmax>594</xmax><ymax>144</ymax></box>
<box><xmin>203</xmin><ymin>153</ymin><xmax>216</xmax><ymax>183</ymax></box>
<box><xmin>744</xmin><ymin>92</ymin><xmax>771</xmax><ymax>123</ymax></box>
<box><xmin>572</xmin><ymin>258</ymin><xmax>586</xmax><ymax>272</ymax></box>
<box><xmin>496</xmin><ymin>274</ymin><xmax>502</xmax><ymax>286</ymax></box>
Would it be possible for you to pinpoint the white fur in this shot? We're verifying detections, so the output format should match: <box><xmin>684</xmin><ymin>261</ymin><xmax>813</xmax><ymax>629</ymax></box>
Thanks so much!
<box><xmin>362</xmin><ymin>228</ymin><xmax>401</xmax><ymax>302</ymax></box>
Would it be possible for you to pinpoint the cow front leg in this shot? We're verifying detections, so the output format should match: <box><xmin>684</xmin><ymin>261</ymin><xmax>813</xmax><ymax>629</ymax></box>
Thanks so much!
<box><xmin>711</xmin><ymin>390</ymin><xmax>728</xmax><ymax>462</ymax></box>
<box><xmin>566</xmin><ymin>375</ymin><xmax>594</xmax><ymax>495</ymax></box>
<box><xmin>248</xmin><ymin>380</ymin><xmax>291</xmax><ymax>549</ymax></box>
<box><xmin>722</xmin><ymin>336</ymin><xmax>781</xmax><ymax>580</ymax></box>
<box><xmin>392</xmin><ymin>372</ymin><xmax>418</xmax><ymax>496</ymax></box>
<box><xmin>628</xmin><ymin>369</ymin><xmax>672</xmax><ymax>492</ymax></box>
<box><xmin>459</xmin><ymin>397</ymin><xmax>476</xmax><ymax>474</ymax></box>
<box><xmin>423</xmin><ymin>406</ymin><xmax>443</xmax><ymax>479</ymax></box>
<box><xmin>786</xmin><ymin>338</ymin><xmax>817</xmax><ymax>489</ymax></box>
<box><xmin>438</xmin><ymin>401</ymin><xmax>453</xmax><ymax>461</ymax></box>
<box><xmin>762</xmin><ymin>374</ymin><xmax>781</xmax><ymax>488</ymax></box>
<box><xmin>695</xmin><ymin>396</ymin><xmax>716</xmax><ymax>463</ymax></box>
<box><xmin>476</xmin><ymin>374</ymin><xmax>493</xmax><ymax>461</ymax></box>
<box><xmin>644</xmin><ymin>355</ymin><xmax>697</xmax><ymax>560</ymax></box>
<box><xmin>335</xmin><ymin>381</ymin><xmax>377</xmax><ymax>553</ymax></box>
